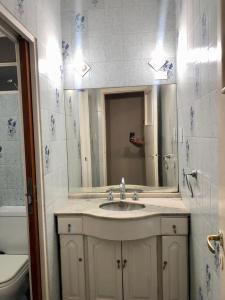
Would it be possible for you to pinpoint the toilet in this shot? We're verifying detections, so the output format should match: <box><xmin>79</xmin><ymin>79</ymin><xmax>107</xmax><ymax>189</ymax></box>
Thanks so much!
<box><xmin>0</xmin><ymin>206</ymin><xmax>29</xmax><ymax>300</ymax></box>
<box><xmin>0</xmin><ymin>255</ymin><xmax>29</xmax><ymax>300</ymax></box>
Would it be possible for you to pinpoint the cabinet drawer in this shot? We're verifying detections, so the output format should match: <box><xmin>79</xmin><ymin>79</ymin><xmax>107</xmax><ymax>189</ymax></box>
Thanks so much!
<box><xmin>58</xmin><ymin>217</ymin><xmax>83</xmax><ymax>234</ymax></box>
<box><xmin>161</xmin><ymin>217</ymin><xmax>188</xmax><ymax>235</ymax></box>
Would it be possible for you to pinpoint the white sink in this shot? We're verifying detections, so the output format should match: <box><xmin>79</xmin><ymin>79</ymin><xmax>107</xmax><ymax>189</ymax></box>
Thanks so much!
<box><xmin>99</xmin><ymin>201</ymin><xmax>145</xmax><ymax>211</ymax></box>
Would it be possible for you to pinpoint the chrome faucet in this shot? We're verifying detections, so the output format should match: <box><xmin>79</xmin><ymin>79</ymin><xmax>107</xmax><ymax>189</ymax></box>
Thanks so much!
<box><xmin>120</xmin><ymin>177</ymin><xmax>126</xmax><ymax>200</ymax></box>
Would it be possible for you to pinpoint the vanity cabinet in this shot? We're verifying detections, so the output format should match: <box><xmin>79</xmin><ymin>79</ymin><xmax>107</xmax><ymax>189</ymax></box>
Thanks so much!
<box><xmin>87</xmin><ymin>237</ymin><xmax>123</xmax><ymax>300</ymax></box>
<box><xmin>57</xmin><ymin>215</ymin><xmax>189</xmax><ymax>300</ymax></box>
<box><xmin>87</xmin><ymin>237</ymin><xmax>157</xmax><ymax>300</ymax></box>
<box><xmin>60</xmin><ymin>235</ymin><xmax>86</xmax><ymax>300</ymax></box>
<box><xmin>122</xmin><ymin>238</ymin><xmax>157</xmax><ymax>300</ymax></box>
<box><xmin>162</xmin><ymin>236</ymin><xmax>188</xmax><ymax>300</ymax></box>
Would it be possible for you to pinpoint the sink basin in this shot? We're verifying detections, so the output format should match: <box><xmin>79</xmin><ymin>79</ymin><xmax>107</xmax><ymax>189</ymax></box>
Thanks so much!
<box><xmin>99</xmin><ymin>201</ymin><xmax>145</xmax><ymax>211</ymax></box>
<box><xmin>106</xmin><ymin>188</ymin><xmax>143</xmax><ymax>193</ymax></box>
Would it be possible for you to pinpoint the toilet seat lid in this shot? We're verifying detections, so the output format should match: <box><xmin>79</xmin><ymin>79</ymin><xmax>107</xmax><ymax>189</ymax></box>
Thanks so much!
<box><xmin>0</xmin><ymin>255</ymin><xmax>28</xmax><ymax>284</ymax></box>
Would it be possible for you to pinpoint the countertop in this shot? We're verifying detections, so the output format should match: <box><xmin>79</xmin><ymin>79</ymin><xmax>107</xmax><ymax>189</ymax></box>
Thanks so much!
<box><xmin>55</xmin><ymin>198</ymin><xmax>189</xmax><ymax>220</ymax></box>
<box><xmin>68</xmin><ymin>185</ymin><xmax>179</xmax><ymax>199</ymax></box>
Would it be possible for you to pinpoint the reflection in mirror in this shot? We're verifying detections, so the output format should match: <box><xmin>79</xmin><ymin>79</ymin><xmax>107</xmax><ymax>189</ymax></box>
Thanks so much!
<box><xmin>65</xmin><ymin>84</ymin><xmax>178</xmax><ymax>193</ymax></box>
<box><xmin>0</xmin><ymin>30</ymin><xmax>31</xmax><ymax>298</ymax></box>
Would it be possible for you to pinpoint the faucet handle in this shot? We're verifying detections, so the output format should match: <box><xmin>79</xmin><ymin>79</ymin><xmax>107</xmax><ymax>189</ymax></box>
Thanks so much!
<box><xmin>107</xmin><ymin>189</ymin><xmax>114</xmax><ymax>201</ymax></box>
<box><xmin>132</xmin><ymin>191</ymin><xmax>138</xmax><ymax>201</ymax></box>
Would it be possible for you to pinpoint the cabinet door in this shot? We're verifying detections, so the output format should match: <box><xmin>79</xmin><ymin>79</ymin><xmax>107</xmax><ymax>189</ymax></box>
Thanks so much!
<box><xmin>122</xmin><ymin>237</ymin><xmax>158</xmax><ymax>300</ymax></box>
<box><xmin>162</xmin><ymin>236</ymin><xmax>188</xmax><ymax>300</ymax></box>
<box><xmin>60</xmin><ymin>235</ymin><xmax>86</xmax><ymax>300</ymax></box>
<box><xmin>87</xmin><ymin>237</ymin><xmax>123</xmax><ymax>300</ymax></box>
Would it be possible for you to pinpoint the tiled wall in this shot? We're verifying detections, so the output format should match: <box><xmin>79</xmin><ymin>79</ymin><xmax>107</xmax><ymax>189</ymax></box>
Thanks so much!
<box><xmin>0</xmin><ymin>92</ymin><xmax>25</xmax><ymax>206</ymax></box>
<box><xmin>62</xmin><ymin>0</ymin><xmax>177</xmax><ymax>89</ymax></box>
<box><xmin>0</xmin><ymin>1</ymin><xmax>68</xmax><ymax>299</ymax></box>
<box><xmin>177</xmin><ymin>0</ymin><xmax>220</xmax><ymax>299</ymax></box>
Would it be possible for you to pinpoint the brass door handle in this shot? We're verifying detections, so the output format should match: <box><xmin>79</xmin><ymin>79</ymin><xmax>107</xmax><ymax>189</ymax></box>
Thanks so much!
<box><xmin>207</xmin><ymin>231</ymin><xmax>224</xmax><ymax>254</ymax></box>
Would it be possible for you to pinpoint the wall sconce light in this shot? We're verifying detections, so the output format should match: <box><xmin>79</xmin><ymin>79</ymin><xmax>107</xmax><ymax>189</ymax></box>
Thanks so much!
<box><xmin>74</xmin><ymin>60</ymin><xmax>91</xmax><ymax>77</ymax></box>
<box><xmin>148</xmin><ymin>55</ymin><xmax>174</xmax><ymax>80</ymax></box>
<box><xmin>74</xmin><ymin>49</ymin><xmax>91</xmax><ymax>77</ymax></box>
<box><xmin>148</xmin><ymin>56</ymin><xmax>167</xmax><ymax>72</ymax></box>
<box><xmin>148</xmin><ymin>46</ymin><xmax>171</xmax><ymax>80</ymax></box>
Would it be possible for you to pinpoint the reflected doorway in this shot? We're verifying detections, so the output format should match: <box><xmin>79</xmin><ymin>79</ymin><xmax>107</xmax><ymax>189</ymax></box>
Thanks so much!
<box><xmin>105</xmin><ymin>92</ymin><xmax>146</xmax><ymax>185</ymax></box>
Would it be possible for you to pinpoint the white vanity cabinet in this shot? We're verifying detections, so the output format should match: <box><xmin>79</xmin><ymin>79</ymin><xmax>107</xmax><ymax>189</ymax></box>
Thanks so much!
<box><xmin>60</xmin><ymin>235</ymin><xmax>86</xmax><ymax>300</ymax></box>
<box><xmin>122</xmin><ymin>237</ymin><xmax>157</xmax><ymax>300</ymax></box>
<box><xmin>57</xmin><ymin>215</ymin><xmax>189</xmax><ymax>300</ymax></box>
<box><xmin>87</xmin><ymin>237</ymin><xmax>123</xmax><ymax>300</ymax></box>
<box><xmin>87</xmin><ymin>237</ymin><xmax>157</xmax><ymax>300</ymax></box>
<box><xmin>162</xmin><ymin>236</ymin><xmax>188</xmax><ymax>300</ymax></box>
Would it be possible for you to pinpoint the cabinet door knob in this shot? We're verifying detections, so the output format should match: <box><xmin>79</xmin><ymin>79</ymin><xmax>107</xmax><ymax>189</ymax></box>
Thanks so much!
<box><xmin>78</xmin><ymin>258</ymin><xmax>83</xmax><ymax>262</ymax></box>
<box><xmin>117</xmin><ymin>259</ymin><xmax>121</xmax><ymax>269</ymax></box>
<box><xmin>163</xmin><ymin>261</ymin><xmax>168</xmax><ymax>270</ymax></box>
<box><xmin>172</xmin><ymin>225</ymin><xmax>177</xmax><ymax>234</ymax></box>
<box><xmin>68</xmin><ymin>224</ymin><xmax>71</xmax><ymax>233</ymax></box>
<box><xmin>122</xmin><ymin>259</ymin><xmax>127</xmax><ymax>269</ymax></box>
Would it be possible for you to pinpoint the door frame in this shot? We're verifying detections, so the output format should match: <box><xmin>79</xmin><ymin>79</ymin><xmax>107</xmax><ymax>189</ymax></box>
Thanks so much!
<box><xmin>78</xmin><ymin>90</ymin><xmax>93</xmax><ymax>187</ymax></box>
<box><xmin>100</xmin><ymin>86</ymin><xmax>150</xmax><ymax>186</ymax></box>
<box><xmin>219</xmin><ymin>0</ymin><xmax>225</xmax><ymax>299</ymax></box>
<box><xmin>144</xmin><ymin>86</ymin><xmax>159</xmax><ymax>186</ymax></box>
<box><xmin>0</xmin><ymin>3</ymin><xmax>49</xmax><ymax>300</ymax></box>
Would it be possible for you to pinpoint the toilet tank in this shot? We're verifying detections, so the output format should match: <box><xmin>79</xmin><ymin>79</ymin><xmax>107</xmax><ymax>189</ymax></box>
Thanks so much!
<box><xmin>0</xmin><ymin>206</ymin><xmax>29</xmax><ymax>254</ymax></box>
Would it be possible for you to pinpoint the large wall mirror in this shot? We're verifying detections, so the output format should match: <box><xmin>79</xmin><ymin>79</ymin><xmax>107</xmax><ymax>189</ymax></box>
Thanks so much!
<box><xmin>62</xmin><ymin>0</ymin><xmax>178</xmax><ymax>193</ymax></box>
<box><xmin>64</xmin><ymin>84</ymin><xmax>178</xmax><ymax>193</ymax></box>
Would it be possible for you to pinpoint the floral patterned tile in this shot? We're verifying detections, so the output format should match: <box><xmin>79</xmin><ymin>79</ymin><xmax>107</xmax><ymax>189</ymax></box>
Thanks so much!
<box><xmin>17</xmin><ymin>0</ymin><xmax>25</xmax><ymax>17</ymax></box>
<box><xmin>88</xmin><ymin>0</ymin><xmax>105</xmax><ymax>9</ymax></box>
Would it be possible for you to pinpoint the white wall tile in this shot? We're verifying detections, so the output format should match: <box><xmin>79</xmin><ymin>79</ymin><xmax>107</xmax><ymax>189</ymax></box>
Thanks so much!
<box><xmin>177</xmin><ymin>0</ymin><xmax>219</xmax><ymax>298</ymax></box>
<box><xmin>62</xmin><ymin>0</ymin><xmax>177</xmax><ymax>89</ymax></box>
<box><xmin>0</xmin><ymin>93</ymin><xmax>25</xmax><ymax>206</ymax></box>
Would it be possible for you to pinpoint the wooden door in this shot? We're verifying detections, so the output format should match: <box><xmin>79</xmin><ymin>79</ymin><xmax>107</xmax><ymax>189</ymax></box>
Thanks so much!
<box><xmin>87</xmin><ymin>237</ymin><xmax>123</xmax><ymax>300</ymax></box>
<box><xmin>122</xmin><ymin>237</ymin><xmax>158</xmax><ymax>300</ymax></box>
<box><xmin>162</xmin><ymin>236</ymin><xmax>188</xmax><ymax>300</ymax></box>
<box><xmin>19</xmin><ymin>37</ymin><xmax>42</xmax><ymax>300</ymax></box>
<box><xmin>105</xmin><ymin>92</ymin><xmax>146</xmax><ymax>185</ymax></box>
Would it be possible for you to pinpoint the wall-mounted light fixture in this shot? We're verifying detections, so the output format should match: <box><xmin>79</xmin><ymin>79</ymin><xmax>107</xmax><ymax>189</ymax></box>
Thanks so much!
<box><xmin>148</xmin><ymin>56</ymin><xmax>167</xmax><ymax>72</ymax></box>
<box><xmin>74</xmin><ymin>60</ymin><xmax>91</xmax><ymax>77</ymax></box>
<box><xmin>148</xmin><ymin>47</ymin><xmax>169</xmax><ymax>80</ymax></box>
<box><xmin>74</xmin><ymin>49</ymin><xmax>91</xmax><ymax>77</ymax></box>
